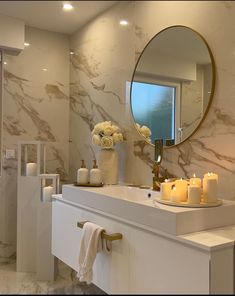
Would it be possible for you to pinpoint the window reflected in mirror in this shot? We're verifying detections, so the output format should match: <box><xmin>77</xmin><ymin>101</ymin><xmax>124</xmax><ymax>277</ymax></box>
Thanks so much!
<box><xmin>132</xmin><ymin>81</ymin><xmax>176</xmax><ymax>145</ymax></box>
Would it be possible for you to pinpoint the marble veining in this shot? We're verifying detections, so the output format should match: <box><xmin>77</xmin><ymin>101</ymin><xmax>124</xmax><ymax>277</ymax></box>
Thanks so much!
<box><xmin>70</xmin><ymin>81</ymin><xmax>119</xmax><ymax>131</ymax></box>
<box><xmin>90</xmin><ymin>81</ymin><xmax>124</xmax><ymax>104</ymax></box>
<box><xmin>71</xmin><ymin>52</ymin><xmax>100</xmax><ymax>79</ymax></box>
<box><xmin>3</xmin><ymin>115</ymin><xmax>26</xmax><ymax>136</ymax></box>
<box><xmin>69</xmin><ymin>1</ymin><xmax>235</xmax><ymax>200</ymax></box>
<box><xmin>0</xmin><ymin>257</ymin><xmax>105</xmax><ymax>295</ymax></box>
<box><xmin>4</xmin><ymin>71</ymin><xmax>56</xmax><ymax>142</ymax></box>
<box><xmin>45</xmin><ymin>84</ymin><xmax>69</xmax><ymax>101</ymax></box>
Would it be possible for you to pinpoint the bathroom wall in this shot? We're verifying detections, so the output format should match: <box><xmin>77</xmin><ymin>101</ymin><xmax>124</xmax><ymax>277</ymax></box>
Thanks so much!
<box><xmin>69</xmin><ymin>0</ymin><xmax>235</xmax><ymax>200</ymax></box>
<box><xmin>0</xmin><ymin>26</ymin><xmax>69</xmax><ymax>253</ymax></box>
<box><xmin>181</xmin><ymin>65</ymin><xmax>204</xmax><ymax>141</ymax></box>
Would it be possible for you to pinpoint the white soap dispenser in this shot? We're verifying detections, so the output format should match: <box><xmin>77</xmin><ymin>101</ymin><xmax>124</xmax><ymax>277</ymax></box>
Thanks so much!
<box><xmin>77</xmin><ymin>160</ymin><xmax>89</xmax><ymax>184</ymax></box>
<box><xmin>90</xmin><ymin>159</ymin><xmax>102</xmax><ymax>185</ymax></box>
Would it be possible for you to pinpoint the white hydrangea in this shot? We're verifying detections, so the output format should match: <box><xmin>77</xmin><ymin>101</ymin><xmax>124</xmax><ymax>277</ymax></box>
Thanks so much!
<box><xmin>113</xmin><ymin>132</ymin><xmax>123</xmax><ymax>144</ymax></box>
<box><xmin>100</xmin><ymin>136</ymin><xmax>114</xmax><ymax>149</ymax></box>
<box><xmin>91</xmin><ymin>121</ymin><xmax>124</xmax><ymax>148</ymax></box>
<box><xmin>136</xmin><ymin>123</ymin><xmax>152</xmax><ymax>142</ymax></box>
<box><xmin>92</xmin><ymin>134</ymin><xmax>101</xmax><ymax>146</ymax></box>
<box><xmin>140</xmin><ymin>125</ymin><xmax>151</xmax><ymax>138</ymax></box>
<box><xmin>103</xmin><ymin>126</ymin><xmax>114</xmax><ymax>136</ymax></box>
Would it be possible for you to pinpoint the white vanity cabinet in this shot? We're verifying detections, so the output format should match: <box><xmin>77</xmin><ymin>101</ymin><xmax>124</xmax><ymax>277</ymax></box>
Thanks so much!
<box><xmin>52</xmin><ymin>196</ymin><xmax>234</xmax><ymax>294</ymax></box>
<box><xmin>52</xmin><ymin>199</ymin><xmax>130</xmax><ymax>294</ymax></box>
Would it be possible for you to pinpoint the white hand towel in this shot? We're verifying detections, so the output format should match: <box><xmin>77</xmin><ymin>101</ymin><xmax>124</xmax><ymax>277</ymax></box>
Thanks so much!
<box><xmin>77</xmin><ymin>222</ymin><xmax>104</xmax><ymax>284</ymax></box>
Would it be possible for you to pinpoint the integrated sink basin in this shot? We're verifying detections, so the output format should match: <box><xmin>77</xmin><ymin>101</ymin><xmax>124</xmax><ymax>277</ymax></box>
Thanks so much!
<box><xmin>57</xmin><ymin>184</ymin><xmax>235</xmax><ymax>235</ymax></box>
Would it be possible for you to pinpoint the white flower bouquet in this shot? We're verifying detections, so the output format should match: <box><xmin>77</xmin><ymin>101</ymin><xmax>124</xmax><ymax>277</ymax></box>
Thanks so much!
<box><xmin>92</xmin><ymin>121</ymin><xmax>124</xmax><ymax>149</ymax></box>
<box><xmin>136</xmin><ymin>123</ymin><xmax>152</xmax><ymax>143</ymax></box>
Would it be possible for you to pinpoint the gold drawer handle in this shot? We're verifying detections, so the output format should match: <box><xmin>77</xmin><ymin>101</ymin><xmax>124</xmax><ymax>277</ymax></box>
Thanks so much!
<box><xmin>77</xmin><ymin>221</ymin><xmax>123</xmax><ymax>242</ymax></box>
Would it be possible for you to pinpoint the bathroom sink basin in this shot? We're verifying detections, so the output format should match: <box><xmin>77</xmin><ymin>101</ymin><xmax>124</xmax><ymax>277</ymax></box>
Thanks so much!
<box><xmin>79</xmin><ymin>185</ymin><xmax>155</xmax><ymax>203</ymax></box>
<box><xmin>57</xmin><ymin>184</ymin><xmax>235</xmax><ymax>235</ymax></box>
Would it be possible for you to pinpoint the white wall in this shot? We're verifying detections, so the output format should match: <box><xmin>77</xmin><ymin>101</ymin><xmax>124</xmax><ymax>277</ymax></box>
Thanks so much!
<box><xmin>137</xmin><ymin>50</ymin><xmax>197</xmax><ymax>81</ymax></box>
<box><xmin>0</xmin><ymin>13</ymin><xmax>24</xmax><ymax>53</ymax></box>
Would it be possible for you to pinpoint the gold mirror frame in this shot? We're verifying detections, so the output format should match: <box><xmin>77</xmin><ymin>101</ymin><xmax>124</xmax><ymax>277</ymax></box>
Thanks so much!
<box><xmin>130</xmin><ymin>25</ymin><xmax>216</xmax><ymax>148</ymax></box>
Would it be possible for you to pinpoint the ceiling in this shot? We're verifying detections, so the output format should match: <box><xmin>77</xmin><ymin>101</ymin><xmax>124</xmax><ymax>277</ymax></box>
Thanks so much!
<box><xmin>0</xmin><ymin>1</ymin><xmax>118</xmax><ymax>35</ymax></box>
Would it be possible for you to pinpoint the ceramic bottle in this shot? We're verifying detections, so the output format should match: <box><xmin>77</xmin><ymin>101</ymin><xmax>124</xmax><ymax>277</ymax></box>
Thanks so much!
<box><xmin>89</xmin><ymin>159</ymin><xmax>102</xmax><ymax>185</ymax></box>
<box><xmin>77</xmin><ymin>160</ymin><xmax>89</xmax><ymax>184</ymax></box>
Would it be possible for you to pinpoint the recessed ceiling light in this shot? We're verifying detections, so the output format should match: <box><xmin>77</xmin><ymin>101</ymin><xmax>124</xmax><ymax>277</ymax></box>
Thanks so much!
<box><xmin>24</xmin><ymin>42</ymin><xmax>30</xmax><ymax>47</ymax></box>
<box><xmin>70</xmin><ymin>51</ymin><xmax>74</xmax><ymax>55</ymax></box>
<box><xmin>3</xmin><ymin>62</ymin><xmax>7</xmax><ymax>65</ymax></box>
<box><xmin>42</xmin><ymin>68</ymin><xmax>48</xmax><ymax>72</ymax></box>
<box><xmin>63</xmin><ymin>3</ymin><xmax>74</xmax><ymax>11</ymax></box>
<box><xmin>119</xmin><ymin>19</ymin><xmax>129</xmax><ymax>26</ymax></box>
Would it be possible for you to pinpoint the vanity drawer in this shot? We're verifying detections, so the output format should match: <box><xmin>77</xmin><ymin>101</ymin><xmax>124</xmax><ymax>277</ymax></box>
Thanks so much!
<box><xmin>52</xmin><ymin>200</ymin><xmax>83</xmax><ymax>271</ymax></box>
<box><xmin>51</xmin><ymin>200</ymin><xmax>130</xmax><ymax>293</ymax></box>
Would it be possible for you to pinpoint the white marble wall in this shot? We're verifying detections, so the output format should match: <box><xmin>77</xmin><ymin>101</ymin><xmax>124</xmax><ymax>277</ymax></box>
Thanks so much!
<box><xmin>1</xmin><ymin>27</ymin><xmax>70</xmax><ymax>251</ymax></box>
<box><xmin>181</xmin><ymin>66</ymin><xmax>204</xmax><ymax>141</ymax></box>
<box><xmin>69</xmin><ymin>1</ymin><xmax>235</xmax><ymax>200</ymax></box>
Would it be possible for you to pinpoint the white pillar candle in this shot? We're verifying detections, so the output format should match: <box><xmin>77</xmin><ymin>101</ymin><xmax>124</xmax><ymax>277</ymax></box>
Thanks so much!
<box><xmin>175</xmin><ymin>178</ymin><xmax>188</xmax><ymax>202</ymax></box>
<box><xmin>160</xmin><ymin>179</ymin><xmax>174</xmax><ymax>200</ymax></box>
<box><xmin>42</xmin><ymin>186</ymin><xmax>54</xmax><ymax>202</ymax></box>
<box><xmin>170</xmin><ymin>186</ymin><xmax>181</xmax><ymax>203</ymax></box>
<box><xmin>188</xmin><ymin>185</ymin><xmax>202</xmax><ymax>204</ymax></box>
<box><xmin>204</xmin><ymin>172</ymin><xmax>218</xmax><ymax>183</ymax></box>
<box><xmin>189</xmin><ymin>174</ymin><xmax>202</xmax><ymax>187</ymax></box>
<box><xmin>26</xmin><ymin>162</ymin><xmax>37</xmax><ymax>176</ymax></box>
<box><xmin>203</xmin><ymin>178</ymin><xmax>218</xmax><ymax>203</ymax></box>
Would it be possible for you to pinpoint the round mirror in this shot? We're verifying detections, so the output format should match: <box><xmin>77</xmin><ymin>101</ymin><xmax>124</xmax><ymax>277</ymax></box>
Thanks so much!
<box><xmin>130</xmin><ymin>25</ymin><xmax>215</xmax><ymax>147</ymax></box>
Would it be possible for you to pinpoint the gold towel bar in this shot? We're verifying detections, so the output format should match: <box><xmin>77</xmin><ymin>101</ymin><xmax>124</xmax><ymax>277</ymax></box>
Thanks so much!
<box><xmin>77</xmin><ymin>221</ymin><xmax>123</xmax><ymax>242</ymax></box>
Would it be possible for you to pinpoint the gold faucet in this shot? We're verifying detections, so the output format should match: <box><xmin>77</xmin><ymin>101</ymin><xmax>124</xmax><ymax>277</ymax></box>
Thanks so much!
<box><xmin>152</xmin><ymin>139</ymin><xmax>164</xmax><ymax>191</ymax></box>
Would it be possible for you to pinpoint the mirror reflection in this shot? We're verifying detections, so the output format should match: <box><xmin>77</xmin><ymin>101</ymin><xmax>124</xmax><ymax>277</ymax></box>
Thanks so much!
<box><xmin>130</xmin><ymin>26</ymin><xmax>215</xmax><ymax>147</ymax></box>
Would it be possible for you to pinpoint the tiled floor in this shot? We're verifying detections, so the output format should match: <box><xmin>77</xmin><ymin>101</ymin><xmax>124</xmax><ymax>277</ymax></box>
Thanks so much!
<box><xmin>0</xmin><ymin>255</ymin><xmax>105</xmax><ymax>294</ymax></box>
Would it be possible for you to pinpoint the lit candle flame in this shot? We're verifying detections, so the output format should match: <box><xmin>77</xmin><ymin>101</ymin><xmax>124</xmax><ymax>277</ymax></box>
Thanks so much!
<box><xmin>165</xmin><ymin>179</ymin><xmax>168</xmax><ymax>183</ymax></box>
<box><xmin>193</xmin><ymin>173</ymin><xmax>196</xmax><ymax>178</ymax></box>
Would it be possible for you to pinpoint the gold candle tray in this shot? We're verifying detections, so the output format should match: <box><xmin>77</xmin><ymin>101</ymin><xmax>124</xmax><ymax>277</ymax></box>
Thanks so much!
<box><xmin>73</xmin><ymin>181</ymin><xmax>103</xmax><ymax>187</ymax></box>
<box><xmin>154</xmin><ymin>197</ymin><xmax>223</xmax><ymax>208</ymax></box>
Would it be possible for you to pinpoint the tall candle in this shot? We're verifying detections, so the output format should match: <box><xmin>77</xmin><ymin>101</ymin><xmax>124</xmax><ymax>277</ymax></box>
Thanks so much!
<box><xmin>175</xmin><ymin>178</ymin><xmax>188</xmax><ymax>202</ymax></box>
<box><xmin>26</xmin><ymin>162</ymin><xmax>37</xmax><ymax>176</ymax></box>
<box><xmin>160</xmin><ymin>179</ymin><xmax>173</xmax><ymax>200</ymax></box>
<box><xmin>204</xmin><ymin>172</ymin><xmax>218</xmax><ymax>183</ymax></box>
<box><xmin>203</xmin><ymin>178</ymin><xmax>218</xmax><ymax>203</ymax></box>
<box><xmin>42</xmin><ymin>186</ymin><xmax>54</xmax><ymax>202</ymax></box>
<box><xmin>189</xmin><ymin>174</ymin><xmax>201</xmax><ymax>187</ymax></box>
<box><xmin>188</xmin><ymin>185</ymin><xmax>201</xmax><ymax>204</ymax></box>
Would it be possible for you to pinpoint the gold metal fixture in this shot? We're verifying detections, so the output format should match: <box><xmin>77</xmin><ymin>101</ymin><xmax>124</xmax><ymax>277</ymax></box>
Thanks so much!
<box><xmin>77</xmin><ymin>221</ymin><xmax>123</xmax><ymax>242</ymax></box>
<box><xmin>152</xmin><ymin>139</ymin><xmax>165</xmax><ymax>191</ymax></box>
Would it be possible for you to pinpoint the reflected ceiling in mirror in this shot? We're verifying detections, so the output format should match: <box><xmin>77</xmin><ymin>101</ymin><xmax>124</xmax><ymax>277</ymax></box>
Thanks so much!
<box><xmin>130</xmin><ymin>25</ymin><xmax>215</xmax><ymax>147</ymax></box>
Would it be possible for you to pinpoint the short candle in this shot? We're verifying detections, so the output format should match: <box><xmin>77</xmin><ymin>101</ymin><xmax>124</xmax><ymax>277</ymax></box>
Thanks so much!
<box><xmin>188</xmin><ymin>185</ymin><xmax>201</xmax><ymax>204</ymax></box>
<box><xmin>189</xmin><ymin>173</ymin><xmax>201</xmax><ymax>187</ymax></box>
<box><xmin>160</xmin><ymin>179</ymin><xmax>173</xmax><ymax>201</ymax></box>
<box><xmin>170</xmin><ymin>186</ymin><xmax>181</xmax><ymax>203</ymax></box>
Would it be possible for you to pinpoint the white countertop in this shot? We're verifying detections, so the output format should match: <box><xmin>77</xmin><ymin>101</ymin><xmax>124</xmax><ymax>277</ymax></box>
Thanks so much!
<box><xmin>53</xmin><ymin>193</ymin><xmax>235</xmax><ymax>252</ymax></box>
